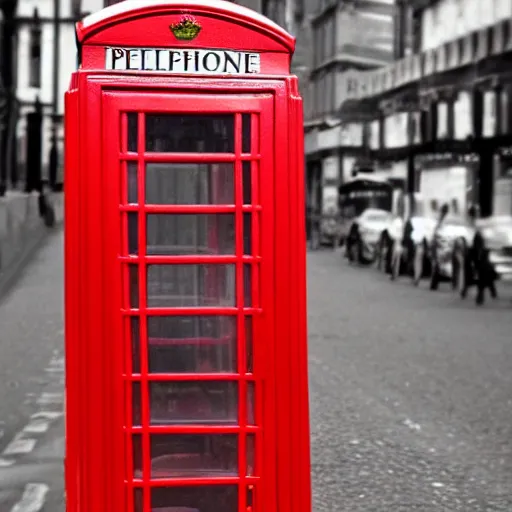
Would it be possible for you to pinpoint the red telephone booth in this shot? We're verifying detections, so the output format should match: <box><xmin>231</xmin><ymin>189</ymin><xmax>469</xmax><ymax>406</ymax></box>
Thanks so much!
<box><xmin>64</xmin><ymin>2</ymin><xmax>310</xmax><ymax>512</ymax></box>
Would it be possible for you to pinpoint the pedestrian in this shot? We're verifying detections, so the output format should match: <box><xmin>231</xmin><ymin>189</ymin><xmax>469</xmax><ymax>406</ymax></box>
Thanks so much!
<box><xmin>467</xmin><ymin>205</ymin><xmax>498</xmax><ymax>305</ymax></box>
<box><xmin>435</xmin><ymin>202</ymin><xmax>450</xmax><ymax>230</ymax></box>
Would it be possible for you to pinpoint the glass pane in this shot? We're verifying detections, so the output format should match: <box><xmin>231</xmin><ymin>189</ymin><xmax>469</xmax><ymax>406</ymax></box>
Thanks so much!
<box><xmin>147</xmin><ymin>214</ymin><xmax>235</xmax><ymax>255</ymax></box>
<box><xmin>242</xmin><ymin>114</ymin><xmax>251</xmax><ymax>153</ymax></box>
<box><xmin>150</xmin><ymin>486</ymin><xmax>238</xmax><ymax>512</ymax></box>
<box><xmin>245</xmin><ymin>316</ymin><xmax>253</xmax><ymax>373</ymax></box>
<box><xmin>131</xmin><ymin>317</ymin><xmax>140</xmax><ymax>373</ymax></box>
<box><xmin>127</xmin><ymin>162</ymin><xmax>138</xmax><ymax>203</ymax></box>
<box><xmin>150</xmin><ymin>381</ymin><xmax>238</xmax><ymax>425</ymax></box>
<box><xmin>147</xmin><ymin>264</ymin><xmax>236</xmax><ymax>307</ymax></box>
<box><xmin>133</xmin><ymin>489</ymin><xmax>143</xmax><ymax>512</ymax></box>
<box><xmin>251</xmin><ymin>115</ymin><xmax>260</xmax><ymax>154</ymax></box>
<box><xmin>247</xmin><ymin>434</ymin><xmax>255</xmax><ymax>475</ymax></box>
<box><xmin>127</xmin><ymin>113</ymin><xmax>138</xmax><ymax>152</ymax></box>
<box><xmin>147</xmin><ymin>316</ymin><xmax>237</xmax><ymax>373</ymax></box>
<box><xmin>132</xmin><ymin>382</ymin><xmax>141</xmax><ymax>426</ymax></box>
<box><xmin>146</xmin><ymin>163</ymin><xmax>234</xmax><ymax>205</ymax></box>
<box><xmin>247</xmin><ymin>485</ymin><xmax>254</xmax><ymax>509</ymax></box>
<box><xmin>128</xmin><ymin>213</ymin><xmax>138</xmax><ymax>254</ymax></box>
<box><xmin>143</xmin><ymin>434</ymin><xmax>238</xmax><ymax>479</ymax></box>
<box><xmin>132</xmin><ymin>434</ymin><xmax>142</xmax><ymax>476</ymax></box>
<box><xmin>244</xmin><ymin>264</ymin><xmax>252</xmax><ymax>307</ymax></box>
<box><xmin>242</xmin><ymin>161</ymin><xmax>251</xmax><ymax>204</ymax></box>
<box><xmin>243</xmin><ymin>213</ymin><xmax>251</xmax><ymax>254</ymax></box>
<box><xmin>129</xmin><ymin>265</ymin><xmax>139</xmax><ymax>308</ymax></box>
<box><xmin>247</xmin><ymin>381</ymin><xmax>255</xmax><ymax>425</ymax></box>
<box><xmin>145</xmin><ymin>114</ymin><xmax>234</xmax><ymax>153</ymax></box>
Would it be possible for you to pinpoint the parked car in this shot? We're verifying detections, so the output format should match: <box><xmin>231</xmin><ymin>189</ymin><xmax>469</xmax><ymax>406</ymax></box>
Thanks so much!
<box><xmin>389</xmin><ymin>215</ymin><xmax>436</xmax><ymax>283</ymax></box>
<box><xmin>345</xmin><ymin>208</ymin><xmax>394</xmax><ymax>264</ymax></box>
<box><xmin>309</xmin><ymin>208</ymin><xmax>339</xmax><ymax>250</ymax></box>
<box><xmin>375</xmin><ymin>216</ymin><xmax>403</xmax><ymax>274</ymax></box>
<box><xmin>338</xmin><ymin>176</ymin><xmax>394</xmax><ymax>248</ymax></box>
<box><xmin>428</xmin><ymin>214</ymin><xmax>474</xmax><ymax>291</ymax></box>
<box><xmin>453</xmin><ymin>215</ymin><xmax>512</xmax><ymax>303</ymax></box>
<box><xmin>375</xmin><ymin>192</ymin><xmax>427</xmax><ymax>276</ymax></box>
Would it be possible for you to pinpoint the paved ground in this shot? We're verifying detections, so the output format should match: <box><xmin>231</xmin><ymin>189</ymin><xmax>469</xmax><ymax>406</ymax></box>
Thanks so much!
<box><xmin>0</xmin><ymin>229</ymin><xmax>64</xmax><ymax>512</ymax></box>
<box><xmin>1</xmin><ymin>232</ymin><xmax>511</xmax><ymax>511</ymax></box>
<box><xmin>309</xmin><ymin>248</ymin><xmax>512</xmax><ymax>512</ymax></box>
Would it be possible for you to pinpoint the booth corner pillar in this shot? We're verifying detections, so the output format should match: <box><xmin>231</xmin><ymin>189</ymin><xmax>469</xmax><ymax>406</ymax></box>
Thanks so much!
<box><xmin>64</xmin><ymin>2</ymin><xmax>311</xmax><ymax>512</ymax></box>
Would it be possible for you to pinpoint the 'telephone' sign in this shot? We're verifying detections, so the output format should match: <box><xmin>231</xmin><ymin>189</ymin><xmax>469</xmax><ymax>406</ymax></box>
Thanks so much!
<box><xmin>105</xmin><ymin>47</ymin><xmax>261</xmax><ymax>74</ymax></box>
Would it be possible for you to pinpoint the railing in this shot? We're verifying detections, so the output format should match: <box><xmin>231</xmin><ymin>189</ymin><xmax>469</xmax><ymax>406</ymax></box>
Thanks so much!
<box><xmin>0</xmin><ymin>95</ymin><xmax>64</xmax><ymax>197</ymax></box>
<box><xmin>0</xmin><ymin>88</ymin><xmax>18</xmax><ymax>197</ymax></box>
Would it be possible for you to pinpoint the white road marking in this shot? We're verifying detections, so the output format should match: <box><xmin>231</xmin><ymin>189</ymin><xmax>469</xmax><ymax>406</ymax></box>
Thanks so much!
<box><xmin>23</xmin><ymin>420</ymin><xmax>50</xmax><ymax>435</ymax></box>
<box><xmin>21</xmin><ymin>410</ymin><xmax>62</xmax><ymax>434</ymax></box>
<box><xmin>3</xmin><ymin>434</ymin><xmax>37</xmax><ymax>455</ymax></box>
<box><xmin>45</xmin><ymin>357</ymin><xmax>64</xmax><ymax>369</ymax></box>
<box><xmin>1</xmin><ymin>352</ymin><xmax>65</xmax><ymax>465</ymax></box>
<box><xmin>30</xmin><ymin>411</ymin><xmax>62</xmax><ymax>421</ymax></box>
<box><xmin>10</xmin><ymin>483</ymin><xmax>49</xmax><ymax>512</ymax></box>
<box><xmin>36</xmin><ymin>392</ymin><xmax>64</xmax><ymax>405</ymax></box>
<box><xmin>44</xmin><ymin>362</ymin><xmax>64</xmax><ymax>373</ymax></box>
<box><xmin>403</xmin><ymin>417</ymin><xmax>422</xmax><ymax>432</ymax></box>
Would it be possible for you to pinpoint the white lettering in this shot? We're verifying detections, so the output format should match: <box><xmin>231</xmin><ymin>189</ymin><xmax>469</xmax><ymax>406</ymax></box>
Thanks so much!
<box><xmin>106</xmin><ymin>47</ymin><xmax>261</xmax><ymax>75</ymax></box>
<box><xmin>247</xmin><ymin>53</ymin><xmax>261</xmax><ymax>73</ymax></box>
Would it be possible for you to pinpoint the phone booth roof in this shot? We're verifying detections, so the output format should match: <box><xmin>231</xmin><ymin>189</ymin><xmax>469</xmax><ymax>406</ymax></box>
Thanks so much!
<box><xmin>76</xmin><ymin>0</ymin><xmax>296</xmax><ymax>75</ymax></box>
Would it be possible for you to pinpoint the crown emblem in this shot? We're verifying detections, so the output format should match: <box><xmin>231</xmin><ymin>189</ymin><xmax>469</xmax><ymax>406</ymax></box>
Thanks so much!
<box><xmin>170</xmin><ymin>15</ymin><xmax>202</xmax><ymax>41</ymax></box>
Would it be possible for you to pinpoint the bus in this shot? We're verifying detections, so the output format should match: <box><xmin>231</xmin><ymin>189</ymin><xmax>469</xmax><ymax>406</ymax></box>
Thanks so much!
<box><xmin>338</xmin><ymin>176</ymin><xmax>394</xmax><ymax>245</ymax></box>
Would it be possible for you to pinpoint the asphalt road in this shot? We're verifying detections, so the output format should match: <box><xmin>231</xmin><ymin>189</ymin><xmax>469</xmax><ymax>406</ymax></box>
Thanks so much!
<box><xmin>0</xmin><ymin>229</ymin><xmax>64</xmax><ymax>512</ymax></box>
<box><xmin>1</xmin><ymin>232</ymin><xmax>511</xmax><ymax>511</ymax></box>
<box><xmin>308</xmin><ymin>248</ymin><xmax>512</xmax><ymax>511</ymax></box>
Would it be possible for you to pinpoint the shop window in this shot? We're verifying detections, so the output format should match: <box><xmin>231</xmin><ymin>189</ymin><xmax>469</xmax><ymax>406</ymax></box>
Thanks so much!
<box><xmin>29</xmin><ymin>12</ymin><xmax>42</xmax><ymax>89</ymax></box>
<box><xmin>295</xmin><ymin>0</ymin><xmax>304</xmax><ymax>24</ymax></box>
<box><xmin>500</xmin><ymin>89</ymin><xmax>509</xmax><ymax>135</ymax></box>
<box><xmin>71</xmin><ymin>0</ymin><xmax>81</xmax><ymax>17</ymax></box>
<box><xmin>314</xmin><ymin>80</ymin><xmax>321</xmax><ymax>117</ymax></box>
<box><xmin>324</xmin><ymin>18</ymin><xmax>333</xmax><ymax>61</ymax></box>
<box><xmin>319</xmin><ymin>25</ymin><xmax>325</xmax><ymax>63</ymax></box>
<box><xmin>324</xmin><ymin>72</ymin><xmax>332</xmax><ymax>115</ymax></box>
<box><xmin>331</xmin><ymin>72</ymin><xmax>336</xmax><ymax>113</ymax></box>
<box><xmin>314</xmin><ymin>27</ymin><xmax>322</xmax><ymax>67</ymax></box>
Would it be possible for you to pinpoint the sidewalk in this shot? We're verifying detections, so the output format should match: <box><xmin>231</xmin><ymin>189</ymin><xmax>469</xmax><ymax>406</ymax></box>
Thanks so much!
<box><xmin>0</xmin><ymin>229</ymin><xmax>65</xmax><ymax>512</ymax></box>
<box><xmin>0</xmin><ymin>191</ymin><xmax>64</xmax><ymax>302</ymax></box>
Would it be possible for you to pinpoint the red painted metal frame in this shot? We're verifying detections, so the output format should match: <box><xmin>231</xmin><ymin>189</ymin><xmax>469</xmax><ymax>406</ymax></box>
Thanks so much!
<box><xmin>102</xmin><ymin>86</ymin><xmax>276</xmax><ymax>512</ymax></box>
<box><xmin>65</xmin><ymin>72</ymin><xmax>310</xmax><ymax>512</ymax></box>
<box><xmin>66</xmin><ymin>4</ymin><xmax>310</xmax><ymax>510</ymax></box>
<box><xmin>76</xmin><ymin>0</ymin><xmax>295</xmax><ymax>76</ymax></box>
<box><xmin>64</xmin><ymin>79</ymin><xmax>80</xmax><ymax>512</ymax></box>
<box><xmin>76</xmin><ymin>0</ymin><xmax>294</xmax><ymax>52</ymax></box>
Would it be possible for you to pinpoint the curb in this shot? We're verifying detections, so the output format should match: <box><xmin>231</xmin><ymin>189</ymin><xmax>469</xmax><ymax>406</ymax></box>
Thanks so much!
<box><xmin>0</xmin><ymin>223</ymin><xmax>63</xmax><ymax>305</ymax></box>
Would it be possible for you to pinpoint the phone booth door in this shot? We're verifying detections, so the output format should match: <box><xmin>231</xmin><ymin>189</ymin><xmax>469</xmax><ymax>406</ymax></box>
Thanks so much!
<box><xmin>102</xmin><ymin>91</ymin><xmax>275</xmax><ymax>512</ymax></box>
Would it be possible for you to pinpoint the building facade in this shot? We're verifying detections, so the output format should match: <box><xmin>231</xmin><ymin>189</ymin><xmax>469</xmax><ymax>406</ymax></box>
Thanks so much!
<box><xmin>0</xmin><ymin>0</ymin><xmax>17</xmax><ymax>195</ymax></box>
<box><xmin>14</xmin><ymin>0</ymin><xmax>102</xmax><ymax>192</ymax></box>
<box><xmin>304</xmin><ymin>0</ymin><xmax>396</xmax><ymax>239</ymax></box>
<box><xmin>6</xmin><ymin>0</ymin><xmax>306</xmax><ymax>195</ymax></box>
<box><xmin>0</xmin><ymin>0</ymin><xmax>101</xmax><ymax>195</ymax></box>
<box><xmin>336</xmin><ymin>0</ymin><xmax>512</xmax><ymax>217</ymax></box>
